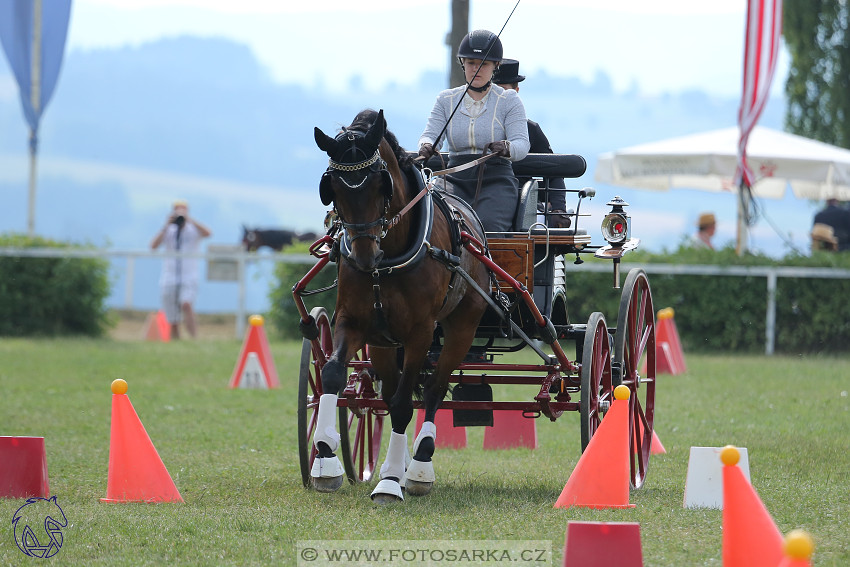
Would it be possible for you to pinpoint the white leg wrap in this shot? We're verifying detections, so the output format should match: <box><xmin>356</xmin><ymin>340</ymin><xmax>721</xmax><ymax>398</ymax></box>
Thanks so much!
<box><xmin>413</xmin><ymin>420</ymin><xmax>437</xmax><ymax>455</ymax></box>
<box><xmin>312</xmin><ymin>394</ymin><xmax>341</xmax><ymax>452</ymax></box>
<box><xmin>311</xmin><ymin>455</ymin><xmax>345</xmax><ymax>479</ymax></box>
<box><xmin>379</xmin><ymin>431</ymin><xmax>408</xmax><ymax>480</ymax></box>
<box><xmin>406</xmin><ymin>459</ymin><xmax>436</xmax><ymax>484</ymax></box>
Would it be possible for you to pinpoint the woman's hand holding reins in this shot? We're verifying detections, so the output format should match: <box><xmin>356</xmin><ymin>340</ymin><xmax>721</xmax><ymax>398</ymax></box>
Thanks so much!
<box><xmin>485</xmin><ymin>140</ymin><xmax>511</xmax><ymax>158</ymax></box>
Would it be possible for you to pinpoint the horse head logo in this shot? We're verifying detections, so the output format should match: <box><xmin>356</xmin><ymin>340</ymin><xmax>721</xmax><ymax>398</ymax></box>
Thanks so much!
<box><xmin>12</xmin><ymin>496</ymin><xmax>67</xmax><ymax>558</ymax></box>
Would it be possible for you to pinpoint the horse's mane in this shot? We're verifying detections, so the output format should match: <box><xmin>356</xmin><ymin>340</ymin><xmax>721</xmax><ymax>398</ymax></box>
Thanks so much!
<box><xmin>348</xmin><ymin>109</ymin><xmax>414</xmax><ymax>170</ymax></box>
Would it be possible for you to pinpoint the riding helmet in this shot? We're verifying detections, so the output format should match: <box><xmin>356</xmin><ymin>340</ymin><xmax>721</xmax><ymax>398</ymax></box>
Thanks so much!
<box><xmin>457</xmin><ymin>29</ymin><xmax>503</xmax><ymax>63</ymax></box>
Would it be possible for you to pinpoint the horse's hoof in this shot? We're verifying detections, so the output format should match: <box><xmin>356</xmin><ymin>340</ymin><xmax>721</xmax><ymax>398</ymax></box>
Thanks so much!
<box><xmin>311</xmin><ymin>474</ymin><xmax>344</xmax><ymax>493</ymax></box>
<box><xmin>371</xmin><ymin>479</ymin><xmax>404</xmax><ymax>504</ymax></box>
<box><xmin>371</xmin><ymin>492</ymin><xmax>403</xmax><ymax>505</ymax></box>
<box><xmin>405</xmin><ymin>479</ymin><xmax>433</xmax><ymax>496</ymax></box>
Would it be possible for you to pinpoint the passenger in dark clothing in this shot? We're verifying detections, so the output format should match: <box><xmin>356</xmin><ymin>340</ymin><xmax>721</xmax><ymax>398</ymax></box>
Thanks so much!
<box><xmin>493</xmin><ymin>58</ymin><xmax>570</xmax><ymax>228</ymax></box>
<box><xmin>813</xmin><ymin>198</ymin><xmax>850</xmax><ymax>251</ymax></box>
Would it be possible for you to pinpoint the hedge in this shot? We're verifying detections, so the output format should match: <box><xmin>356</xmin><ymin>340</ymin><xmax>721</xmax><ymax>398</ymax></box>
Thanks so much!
<box><xmin>269</xmin><ymin>240</ymin><xmax>850</xmax><ymax>354</ymax></box>
<box><xmin>0</xmin><ymin>233</ymin><xmax>111</xmax><ymax>337</ymax></box>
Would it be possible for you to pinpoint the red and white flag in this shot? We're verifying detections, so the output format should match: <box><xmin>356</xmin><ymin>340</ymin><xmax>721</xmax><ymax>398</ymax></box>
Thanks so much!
<box><xmin>736</xmin><ymin>0</ymin><xmax>783</xmax><ymax>188</ymax></box>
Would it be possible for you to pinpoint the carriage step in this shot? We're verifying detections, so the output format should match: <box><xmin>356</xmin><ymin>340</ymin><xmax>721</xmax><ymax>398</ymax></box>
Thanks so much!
<box><xmin>451</xmin><ymin>383</ymin><xmax>494</xmax><ymax>427</ymax></box>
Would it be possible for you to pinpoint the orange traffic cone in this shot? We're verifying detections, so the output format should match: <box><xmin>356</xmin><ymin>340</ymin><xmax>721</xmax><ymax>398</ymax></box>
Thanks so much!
<box><xmin>554</xmin><ymin>385</ymin><xmax>634</xmax><ymax>509</ymax></box>
<box><xmin>777</xmin><ymin>530</ymin><xmax>814</xmax><ymax>567</ymax></box>
<box><xmin>143</xmin><ymin>310</ymin><xmax>171</xmax><ymax>342</ymax></box>
<box><xmin>636</xmin><ymin>419</ymin><xmax>666</xmax><ymax>455</ymax></box>
<box><xmin>415</xmin><ymin>408</ymin><xmax>467</xmax><ymax>449</ymax></box>
<box><xmin>483</xmin><ymin>410</ymin><xmax>537</xmax><ymax>449</ymax></box>
<box><xmin>229</xmin><ymin>315</ymin><xmax>280</xmax><ymax>389</ymax></box>
<box><xmin>720</xmin><ymin>445</ymin><xmax>782</xmax><ymax>567</ymax></box>
<box><xmin>563</xmin><ymin>522</ymin><xmax>643</xmax><ymax>566</ymax></box>
<box><xmin>101</xmin><ymin>380</ymin><xmax>183</xmax><ymax>503</ymax></box>
<box><xmin>656</xmin><ymin>308</ymin><xmax>685</xmax><ymax>374</ymax></box>
<box><xmin>0</xmin><ymin>436</ymin><xmax>50</xmax><ymax>498</ymax></box>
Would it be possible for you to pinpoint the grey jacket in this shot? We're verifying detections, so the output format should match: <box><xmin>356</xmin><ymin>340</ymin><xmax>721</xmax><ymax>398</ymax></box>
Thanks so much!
<box><xmin>418</xmin><ymin>84</ymin><xmax>530</xmax><ymax>161</ymax></box>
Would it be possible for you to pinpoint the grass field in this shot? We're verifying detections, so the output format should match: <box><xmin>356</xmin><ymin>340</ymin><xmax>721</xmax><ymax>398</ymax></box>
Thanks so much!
<box><xmin>0</xmin><ymin>337</ymin><xmax>847</xmax><ymax>566</ymax></box>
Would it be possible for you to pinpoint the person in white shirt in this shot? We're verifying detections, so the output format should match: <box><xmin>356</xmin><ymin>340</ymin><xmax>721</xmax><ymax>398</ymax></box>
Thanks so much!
<box><xmin>150</xmin><ymin>200</ymin><xmax>212</xmax><ymax>338</ymax></box>
<box><xmin>418</xmin><ymin>30</ymin><xmax>530</xmax><ymax>232</ymax></box>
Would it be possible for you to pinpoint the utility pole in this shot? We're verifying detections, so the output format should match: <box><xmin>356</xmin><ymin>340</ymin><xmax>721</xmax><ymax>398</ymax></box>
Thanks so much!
<box><xmin>446</xmin><ymin>0</ymin><xmax>469</xmax><ymax>88</ymax></box>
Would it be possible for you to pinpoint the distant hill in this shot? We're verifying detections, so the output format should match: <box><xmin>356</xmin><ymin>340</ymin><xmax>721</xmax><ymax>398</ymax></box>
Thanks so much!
<box><xmin>0</xmin><ymin>36</ymin><xmax>796</xmax><ymax>313</ymax></box>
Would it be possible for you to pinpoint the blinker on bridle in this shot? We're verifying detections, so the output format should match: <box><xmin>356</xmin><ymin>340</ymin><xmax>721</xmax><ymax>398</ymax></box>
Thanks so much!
<box><xmin>326</xmin><ymin>130</ymin><xmax>393</xmax><ymax>243</ymax></box>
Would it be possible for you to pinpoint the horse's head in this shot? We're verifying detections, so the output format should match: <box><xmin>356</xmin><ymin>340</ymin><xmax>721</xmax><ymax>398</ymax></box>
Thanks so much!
<box><xmin>314</xmin><ymin>109</ymin><xmax>395</xmax><ymax>272</ymax></box>
<box><xmin>242</xmin><ymin>225</ymin><xmax>258</xmax><ymax>251</ymax></box>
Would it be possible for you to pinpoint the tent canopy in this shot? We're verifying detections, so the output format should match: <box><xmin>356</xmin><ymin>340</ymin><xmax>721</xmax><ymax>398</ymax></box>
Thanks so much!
<box><xmin>596</xmin><ymin>126</ymin><xmax>850</xmax><ymax>201</ymax></box>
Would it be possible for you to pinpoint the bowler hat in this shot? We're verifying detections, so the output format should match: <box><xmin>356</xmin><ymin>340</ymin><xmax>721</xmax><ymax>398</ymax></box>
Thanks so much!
<box><xmin>493</xmin><ymin>58</ymin><xmax>525</xmax><ymax>84</ymax></box>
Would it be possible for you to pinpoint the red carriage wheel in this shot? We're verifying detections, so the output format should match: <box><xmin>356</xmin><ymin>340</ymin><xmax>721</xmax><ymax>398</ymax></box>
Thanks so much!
<box><xmin>338</xmin><ymin>357</ymin><xmax>384</xmax><ymax>484</ymax></box>
<box><xmin>580</xmin><ymin>312</ymin><xmax>614</xmax><ymax>451</ymax></box>
<box><xmin>297</xmin><ymin>307</ymin><xmax>332</xmax><ymax>488</ymax></box>
<box><xmin>613</xmin><ymin>268</ymin><xmax>656</xmax><ymax>489</ymax></box>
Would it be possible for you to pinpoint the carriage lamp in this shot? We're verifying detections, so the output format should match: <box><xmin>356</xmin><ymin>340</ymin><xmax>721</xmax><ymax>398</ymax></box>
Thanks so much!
<box><xmin>601</xmin><ymin>196</ymin><xmax>630</xmax><ymax>246</ymax></box>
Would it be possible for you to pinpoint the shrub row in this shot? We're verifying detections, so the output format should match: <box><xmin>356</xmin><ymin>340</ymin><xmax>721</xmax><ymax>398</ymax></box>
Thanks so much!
<box><xmin>0</xmin><ymin>233</ymin><xmax>110</xmax><ymax>337</ymax></box>
<box><xmin>270</xmin><ymin>241</ymin><xmax>850</xmax><ymax>355</ymax></box>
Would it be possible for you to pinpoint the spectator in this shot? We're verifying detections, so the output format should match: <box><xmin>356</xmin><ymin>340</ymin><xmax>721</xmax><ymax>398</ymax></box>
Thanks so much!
<box><xmin>691</xmin><ymin>212</ymin><xmax>716</xmax><ymax>250</ymax></box>
<box><xmin>811</xmin><ymin>223</ymin><xmax>839</xmax><ymax>252</ymax></box>
<box><xmin>813</xmin><ymin>198</ymin><xmax>850</xmax><ymax>251</ymax></box>
<box><xmin>493</xmin><ymin>58</ymin><xmax>570</xmax><ymax>228</ymax></box>
<box><xmin>418</xmin><ymin>29</ymin><xmax>530</xmax><ymax>232</ymax></box>
<box><xmin>150</xmin><ymin>200</ymin><xmax>212</xmax><ymax>339</ymax></box>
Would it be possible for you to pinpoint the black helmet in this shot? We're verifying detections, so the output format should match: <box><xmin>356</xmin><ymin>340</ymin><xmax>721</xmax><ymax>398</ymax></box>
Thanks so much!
<box><xmin>457</xmin><ymin>29</ymin><xmax>503</xmax><ymax>63</ymax></box>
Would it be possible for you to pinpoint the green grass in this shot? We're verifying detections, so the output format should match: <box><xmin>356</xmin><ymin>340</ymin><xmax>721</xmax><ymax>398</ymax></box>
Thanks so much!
<box><xmin>0</xmin><ymin>339</ymin><xmax>848</xmax><ymax>566</ymax></box>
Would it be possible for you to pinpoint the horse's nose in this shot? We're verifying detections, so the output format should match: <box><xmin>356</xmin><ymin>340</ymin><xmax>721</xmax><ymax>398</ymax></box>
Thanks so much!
<box><xmin>356</xmin><ymin>249</ymin><xmax>383</xmax><ymax>272</ymax></box>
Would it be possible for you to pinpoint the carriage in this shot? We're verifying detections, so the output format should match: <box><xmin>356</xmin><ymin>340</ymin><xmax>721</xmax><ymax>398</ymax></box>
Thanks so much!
<box><xmin>293</xmin><ymin>110</ymin><xmax>656</xmax><ymax>502</ymax></box>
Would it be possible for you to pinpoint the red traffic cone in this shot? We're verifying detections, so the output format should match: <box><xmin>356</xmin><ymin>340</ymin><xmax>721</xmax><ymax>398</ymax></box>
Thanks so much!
<box><xmin>636</xmin><ymin>419</ymin><xmax>666</xmax><ymax>455</ymax></box>
<box><xmin>229</xmin><ymin>315</ymin><xmax>279</xmax><ymax>389</ymax></box>
<box><xmin>720</xmin><ymin>445</ymin><xmax>782</xmax><ymax>567</ymax></box>
<box><xmin>483</xmin><ymin>410</ymin><xmax>538</xmax><ymax>450</ymax></box>
<box><xmin>0</xmin><ymin>436</ymin><xmax>50</xmax><ymax>498</ymax></box>
<box><xmin>656</xmin><ymin>308</ymin><xmax>685</xmax><ymax>374</ymax></box>
<box><xmin>101</xmin><ymin>380</ymin><xmax>183</xmax><ymax>503</ymax></box>
<box><xmin>563</xmin><ymin>521</ymin><xmax>643</xmax><ymax>566</ymax></box>
<box><xmin>415</xmin><ymin>408</ymin><xmax>466</xmax><ymax>449</ymax></box>
<box><xmin>143</xmin><ymin>310</ymin><xmax>171</xmax><ymax>342</ymax></box>
<box><xmin>554</xmin><ymin>385</ymin><xmax>634</xmax><ymax>509</ymax></box>
<box><xmin>777</xmin><ymin>530</ymin><xmax>814</xmax><ymax>567</ymax></box>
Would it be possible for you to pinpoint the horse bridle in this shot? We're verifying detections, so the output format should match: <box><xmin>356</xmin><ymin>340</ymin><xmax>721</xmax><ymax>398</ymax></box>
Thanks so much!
<box><xmin>323</xmin><ymin>130</ymin><xmax>394</xmax><ymax>244</ymax></box>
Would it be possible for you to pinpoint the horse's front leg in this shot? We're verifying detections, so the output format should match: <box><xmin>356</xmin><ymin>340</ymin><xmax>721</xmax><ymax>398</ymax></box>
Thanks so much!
<box><xmin>311</xmin><ymin>332</ymin><xmax>362</xmax><ymax>493</ymax></box>
<box><xmin>367</xmin><ymin>346</ymin><xmax>410</xmax><ymax>504</ymax></box>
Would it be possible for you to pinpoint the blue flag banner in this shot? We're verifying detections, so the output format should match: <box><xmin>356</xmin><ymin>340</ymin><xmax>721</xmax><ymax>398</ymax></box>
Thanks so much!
<box><xmin>0</xmin><ymin>0</ymin><xmax>72</xmax><ymax>132</ymax></box>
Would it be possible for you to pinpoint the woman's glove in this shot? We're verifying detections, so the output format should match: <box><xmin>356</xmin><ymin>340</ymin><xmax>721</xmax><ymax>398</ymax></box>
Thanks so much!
<box><xmin>485</xmin><ymin>140</ymin><xmax>511</xmax><ymax>158</ymax></box>
<box><xmin>418</xmin><ymin>143</ymin><xmax>437</xmax><ymax>159</ymax></box>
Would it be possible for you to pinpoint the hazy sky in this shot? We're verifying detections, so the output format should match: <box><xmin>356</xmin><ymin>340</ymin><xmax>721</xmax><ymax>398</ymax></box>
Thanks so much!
<box><xmin>68</xmin><ymin>0</ymin><xmax>790</xmax><ymax>98</ymax></box>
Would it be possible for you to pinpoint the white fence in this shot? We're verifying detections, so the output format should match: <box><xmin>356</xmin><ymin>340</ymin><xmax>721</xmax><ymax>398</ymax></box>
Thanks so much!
<box><xmin>1</xmin><ymin>247</ymin><xmax>848</xmax><ymax>354</ymax></box>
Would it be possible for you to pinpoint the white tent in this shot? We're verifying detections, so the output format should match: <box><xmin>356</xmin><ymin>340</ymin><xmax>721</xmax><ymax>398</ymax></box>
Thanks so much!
<box><xmin>596</xmin><ymin>126</ymin><xmax>850</xmax><ymax>201</ymax></box>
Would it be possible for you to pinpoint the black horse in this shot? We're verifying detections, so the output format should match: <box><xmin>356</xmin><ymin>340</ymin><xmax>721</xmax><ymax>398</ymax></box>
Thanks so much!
<box><xmin>242</xmin><ymin>227</ymin><xmax>318</xmax><ymax>251</ymax></box>
<box><xmin>310</xmin><ymin>109</ymin><xmax>491</xmax><ymax>503</ymax></box>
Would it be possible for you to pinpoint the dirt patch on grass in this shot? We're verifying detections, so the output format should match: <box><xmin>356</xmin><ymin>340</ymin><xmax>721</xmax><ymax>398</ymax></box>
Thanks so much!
<box><xmin>108</xmin><ymin>309</ymin><xmax>239</xmax><ymax>341</ymax></box>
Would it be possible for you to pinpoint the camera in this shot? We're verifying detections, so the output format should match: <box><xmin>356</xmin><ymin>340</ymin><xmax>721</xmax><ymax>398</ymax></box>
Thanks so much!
<box><xmin>172</xmin><ymin>215</ymin><xmax>186</xmax><ymax>227</ymax></box>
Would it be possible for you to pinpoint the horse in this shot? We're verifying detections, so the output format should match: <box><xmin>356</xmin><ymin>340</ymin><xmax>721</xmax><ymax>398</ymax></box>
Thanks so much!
<box><xmin>312</xmin><ymin>108</ymin><xmax>491</xmax><ymax>503</ymax></box>
<box><xmin>241</xmin><ymin>227</ymin><xmax>318</xmax><ymax>251</ymax></box>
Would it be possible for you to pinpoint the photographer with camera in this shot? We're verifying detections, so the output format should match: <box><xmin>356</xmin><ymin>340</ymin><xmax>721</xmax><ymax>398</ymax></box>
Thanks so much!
<box><xmin>150</xmin><ymin>200</ymin><xmax>212</xmax><ymax>339</ymax></box>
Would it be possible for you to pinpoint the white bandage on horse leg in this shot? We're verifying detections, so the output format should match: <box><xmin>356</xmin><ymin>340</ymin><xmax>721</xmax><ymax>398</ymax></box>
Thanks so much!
<box><xmin>379</xmin><ymin>431</ymin><xmax>408</xmax><ymax>480</ymax></box>
<box><xmin>312</xmin><ymin>394</ymin><xmax>341</xmax><ymax>452</ymax></box>
<box><xmin>413</xmin><ymin>420</ymin><xmax>437</xmax><ymax>455</ymax></box>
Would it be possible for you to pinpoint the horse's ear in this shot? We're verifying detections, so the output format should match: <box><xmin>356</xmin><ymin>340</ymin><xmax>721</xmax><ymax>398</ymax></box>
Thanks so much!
<box><xmin>314</xmin><ymin>127</ymin><xmax>337</xmax><ymax>154</ymax></box>
<box><xmin>319</xmin><ymin>171</ymin><xmax>335</xmax><ymax>206</ymax></box>
<box><xmin>365</xmin><ymin>109</ymin><xmax>385</xmax><ymax>149</ymax></box>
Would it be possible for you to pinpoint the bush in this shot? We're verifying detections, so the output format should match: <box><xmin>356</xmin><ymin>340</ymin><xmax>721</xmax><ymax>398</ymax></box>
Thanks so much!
<box><xmin>267</xmin><ymin>239</ymin><xmax>850</xmax><ymax>354</ymax></box>
<box><xmin>0</xmin><ymin>233</ymin><xmax>111</xmax><ymax>337</ymax></box>
<box><xmin>567</xmin><ymin>243</ymin><xmax>850</xmax><ymax>354</ymax></box>
<box><xmin>268</xmin><ymin>242</ymin><xmax>338</xmax><ymax>340</ymax></box>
